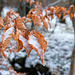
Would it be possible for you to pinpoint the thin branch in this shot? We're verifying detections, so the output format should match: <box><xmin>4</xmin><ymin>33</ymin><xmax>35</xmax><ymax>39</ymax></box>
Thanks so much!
<box><xmin>4</xmin><ymin>22</ymin><xmax>9</xmax><ymax>25</ymax></box>
<box><xmin>0</xmin><ymin>27</ymin><xmax>28</xmax><ymax>31</ymax></box>
<box><xmin>56</xmin><ymin>60</ymin><xmax>71</xmax><ymax>71</ymax></box>
<box><xmin>0</xmin><ymin>28</ymin><xmax>7</xmax><ymax>30</ymax></box>
<box><xmin>47</xmin><ymin>11</ymin><xmax>75</xmax><ymax>17</ymax></box>
<box><xmin>17</xmin><ymin>28</ymin><xmax>28</xmax><ymax>30</ymax></box>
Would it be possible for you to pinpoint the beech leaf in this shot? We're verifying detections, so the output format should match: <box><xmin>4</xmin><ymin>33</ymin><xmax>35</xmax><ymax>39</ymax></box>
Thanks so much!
<box><xmin>28</xmin><ymin>30</ymin><xmax>47</xmax><ymax>66</ymax></box>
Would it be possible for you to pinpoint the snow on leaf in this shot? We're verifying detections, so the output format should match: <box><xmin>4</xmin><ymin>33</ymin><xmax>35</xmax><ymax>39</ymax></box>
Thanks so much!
<box><xmin>4</xmin><ymin>9</ymin><xmax>20</xmax><ymax>23</ymax></box>
<box><xmin>28</xmin><ymin>30</ymin><xmax>47</xmax><ymax>66</ymax></box>
<box><xmin>2</xmin><ymin>27</ymin><xmax>14</xmax><ymax>42</ymax></box>
<box><xmin>2</xmin><ymin>27</ymin><xmax>14</xmax><ymax>49</ymax></box>
<box><xmin>17</xmin><ymin>29</ymin><xmax>33</xmax><ymax>56</ymax></box>
<box><xmin>19</xmin><ymin>34</ymin><xmax>33</xmax><ymax>56</ymax></box>
<box><xmin>7</xmin><ymin>9</ymin><xmax>20</xmax><ymax>19</ymax></box>
<box><xmin>3</xmin><ymin>21</ymin><xmax>15</xmax><ymax>32</ymax></box>
<box><xmin>8</xmin><ymin>21</ymin><xmax>15</xmax><ymax>27</ymax></box>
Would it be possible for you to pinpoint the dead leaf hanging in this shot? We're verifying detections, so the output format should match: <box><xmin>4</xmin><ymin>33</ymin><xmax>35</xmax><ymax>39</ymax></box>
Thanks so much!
<box><xmin>28</xmin><ymin>30</ymin><xmax>47</xmax><ymax>66</ymax></box>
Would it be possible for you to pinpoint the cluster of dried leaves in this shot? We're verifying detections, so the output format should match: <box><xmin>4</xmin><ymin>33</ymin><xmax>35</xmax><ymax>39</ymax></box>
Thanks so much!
<box><xmin>0</xmin><ymin>8</ymin><xmax>47</xmax><ymax>74</ymax></box>
<box><xmin>19</xmin><ymin>0</ymin><xmax>75</xmax><ymax>30</ymax></box>
<box><xmin>0</xmin><ymin>1</ymin><xmax>75</xmax><ymax>65</ymax></box>
<box><xmin>0</xmin><ymin>9</ymin><xmax>47</xmax><ymax>66</ymax></box>
<box><xmin>0</xmin><ymin>0</ymin><xmax>75</xmax><ymax>74</ymax></box>
<box><xmin>27</xmin><ymin>3</ymin><xmax>75</xmax><ymax>30</ymax></box>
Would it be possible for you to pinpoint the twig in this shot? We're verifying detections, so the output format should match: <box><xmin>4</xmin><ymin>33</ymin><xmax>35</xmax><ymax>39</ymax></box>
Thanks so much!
<box><xmin>0</xmin><ymin>27</ymin><xmax>28</xmax><ymax>31</ymax></box>
<box><xmin>56</xmin><ymin>60</ymin><xmax>71</xmax><ymax>71</ymax></box>
<box><xmin>4</xmin><ymin>22</ymin><xmax>9</xmax><ymax>25</ymax></box>
<box><xmin>48</xmin><ymin>17</ymin><xmax>58</xmax><ymax>37</ymax></box>
<box><xmin>47</xmin><ymin>12</ymin><xmax>75</xmax><ymax>16</ymax></box>
<box><xmin>17</xmin><ymin>28</ymin><xmax>28</xmax><ymax>30</ymax></box>
<box><xmin>0</xmin><ymin>28</ymin><xmax>7</xmax><ymax>30</ymax></box>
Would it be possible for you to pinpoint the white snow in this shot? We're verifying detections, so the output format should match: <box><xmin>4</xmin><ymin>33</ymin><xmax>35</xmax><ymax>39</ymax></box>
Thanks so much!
<box><xmin>19</xmin><ymin>35</ymin><xmax>32</xmax><ymax>51</ymax></box>
<box><xmin>15</xmin><ymin>52</ymin><xmax>26</xmax><ymax>60</ymax></box>
<box><xmin>19</xmin><ymin>35</ymin><xmax>28</xmax><ymax>48</ymax></box>
<box><xmin>14</xmin><ymin>63</ymin><xmax>21</xmax><ymax>69</ymax></box>
<box><xmin>0</xmin><ymin>70</ymin><xmax>10</xmax><ymax>75</ymax></box>
<box><xmin>8</xmin><ymin>21</ymin><xmax>14</xmax><ymax>27</ymax></box>
<box><xmin>1</xmin><ymin>6</ymin><xmax>17</xmax><ymax>18</ymax></box>
<box><xmin>3</xmin><ymin>27</ymin><xmax>14</xmax><ymax>43</ymax></box>
<box><xmin>9</xmin><ymin>52</ymin><xmax>15</xmax><ymax>61</ymax></box>
<box><xmin>42</xmin><ymin>10</ymin><xmax>46</xmax><ymax>16</ymax></box>
<box><xmin>0</xmin><ymin>5</ymin><xmax>74</xmax><ymax>75</ymax></box>
<box><xmin>74</xmin><ymin>13</ymin><xmax>75</xmax><ymax>17</ymax></box>
<box><xmin>65</xmin><ymin>16</ymin><xmax>73</xmax><ymax>27</ymax></box>
<box><xmin>28</xmin><ymin>35</ymin><xmax>42</xmax><ymax>53</ymax></box>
